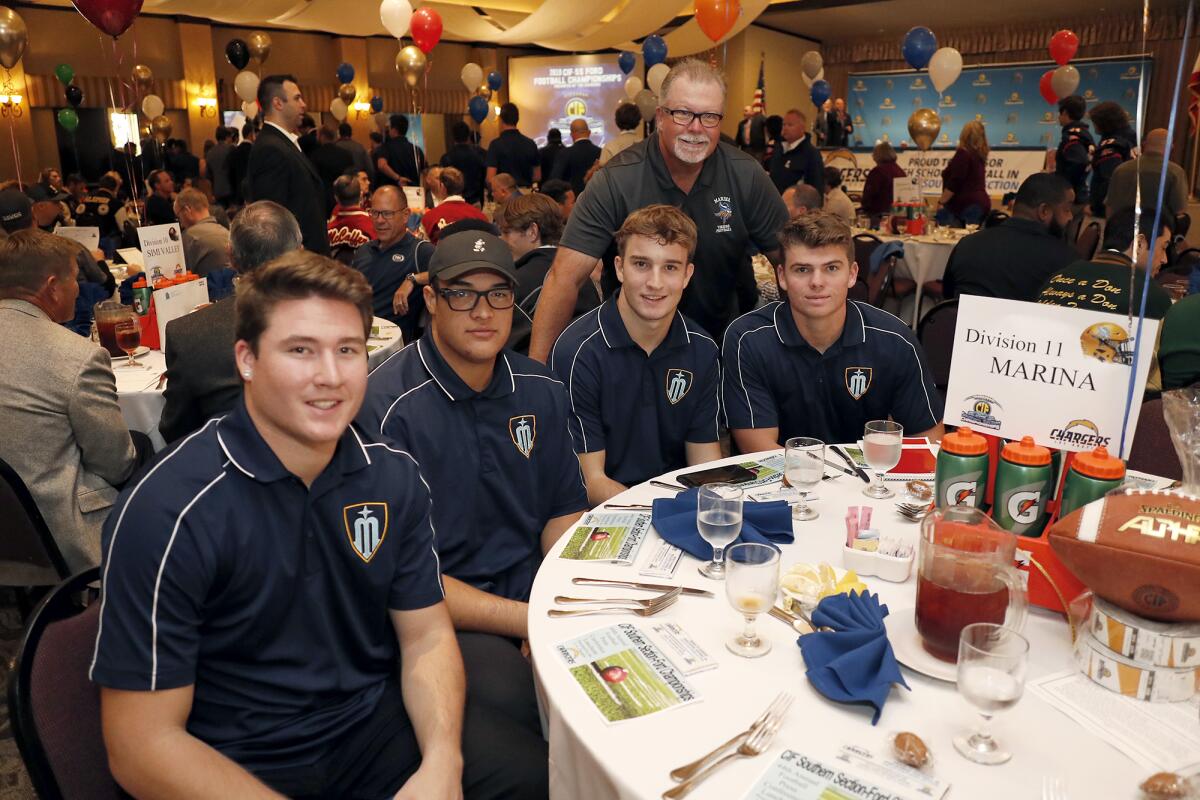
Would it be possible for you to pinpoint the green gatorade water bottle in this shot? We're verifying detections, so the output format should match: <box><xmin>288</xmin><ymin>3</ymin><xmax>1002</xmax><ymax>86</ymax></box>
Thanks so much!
<box><xmin>934</xmin><ymin>426</ymin><xmax>989</xmax><ymax>509</ymax></box>
<box><xmin>1058</xmin><ymin>446</ymin><xmax>1126</xmax><ymax>519</ymax></box>
<box><xmin>993</xmin><ymin>436</ymin><xmax>1053</xmax><ymax>537</ymax></box>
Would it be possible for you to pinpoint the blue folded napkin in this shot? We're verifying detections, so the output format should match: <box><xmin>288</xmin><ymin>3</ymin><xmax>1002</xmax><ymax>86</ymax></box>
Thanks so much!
<box><xmin>797</xmin><ymin>591</ymin><xmax>909</xmax><ymax>725</ymax></box>
<box><xmin>650</xmin><ymin>487</ymin><xmax>793</xmax><ymax>560</ymax></box>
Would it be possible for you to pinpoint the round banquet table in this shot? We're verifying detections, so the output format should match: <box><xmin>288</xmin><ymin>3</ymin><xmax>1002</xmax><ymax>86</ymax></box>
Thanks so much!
<box><xmin>115</xmin><ymin>316</ymin><xmax>404</xmax><ymax>451</ymax></box>
<box><xmin>528</xmin><ymin>449</ymin><xmax>1150</xmax><ymax>800</ymax></box>
<box><xmin>854</xmin><ymin>229</ymin><xmax>957</xmax><ymax>328</ymax></box>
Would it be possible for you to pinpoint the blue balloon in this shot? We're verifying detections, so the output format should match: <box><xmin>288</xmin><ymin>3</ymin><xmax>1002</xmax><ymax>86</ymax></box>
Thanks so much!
<box><xmin>468</xmin><ymin>95</ymin><xmax>489</xmax><ymax>124</ymax></box>
<box><xmin>642</xmin><ymin>35</ymin><xmax>667</xmax><ymax>68</ymax></box>
<box><xmin>809</xmin><ymin>79</ymin><xmax>831</xmax><ymax>107</ymax></box>
<box><xmin>617</xmin><ymin>51</ymin><xmax>636</xmax><ymax>75</ymax></box>
<box><xmin>487</xmin><ymin>70</ymin><xmax>503</xmax><ymax>91</ymax></box>
<box><xmin>336</xmin><ymin>62</ymin><xmax>355</xmax><ymax>85</ymax></box>
<box><xmin>901</xmin><ymin>26</ymin><xmax>937</xmax><ymax>71</ymax></box>
<box><xmin>370</xmin><ymin>95</ymin><xmax>383</xmax><ymax>113</ymax></box>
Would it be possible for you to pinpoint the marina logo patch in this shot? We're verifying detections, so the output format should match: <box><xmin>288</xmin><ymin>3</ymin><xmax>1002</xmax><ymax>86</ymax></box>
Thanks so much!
<box><xmin>344</xmin><ymin>502</ymin><xmax>389</xmax><ymax>562</ymax></box>
<box><xmin>509</xmin><ymin>415</ymin><xmax>537</xmax><ymax>458</ymax></box>
<box><xmin>665</xmin><ymin>369</ymin><xmax>693</xmax><ymax>405</ymax></box>
<box><xmin>845</xmin><ymin>367</ymin><xmax>872</xmax><ymax>400</ymax></box>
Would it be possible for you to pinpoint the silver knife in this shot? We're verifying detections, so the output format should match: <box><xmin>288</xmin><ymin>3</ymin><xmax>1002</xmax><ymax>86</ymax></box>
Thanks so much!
<box><xmin>822</xmin><ymin>459</ymin><xmax>857</xmax><ymax>478</ymax></box>
<box><xmin>833</xmin><ymin>445</ymin><xmax>872</xmax><ymax>483</ymax></box>
<box><xmin>571</xmin><ymin>577</ymin><xmax>714</xmax><ymax>597</ymax></box>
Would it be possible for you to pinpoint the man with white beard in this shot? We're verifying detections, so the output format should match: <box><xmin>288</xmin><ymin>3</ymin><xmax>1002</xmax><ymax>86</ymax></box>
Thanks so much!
<box><xmin>526</xmin><ymin>59</ymin><xmax>788</xmax><ymax>356</ymax></box>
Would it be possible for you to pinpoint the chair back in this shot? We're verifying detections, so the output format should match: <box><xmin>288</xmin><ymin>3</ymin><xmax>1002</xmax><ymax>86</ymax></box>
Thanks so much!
<box><xmin>329</xmin><ymin>244</ymin><xmax>357</xmax><ymax>265</ymax></box>
<box><xmin>204</xmin><ymin>267</ymin><xmax>236</xmax><ymax>302</ymax></box>
<box><xmin>982</xmin><ymin>210</ymin><xmax>1009</xmax><ymax>229</ymax></box>
<box><xmin>866</xmin><ymin>256</ymin><xmax>897</xmax><ymax>307</ymax></box>
<box><xmin>0</xmin><ymin>458</ymin><xmax>70</xmax><ymax>588</ymax></box>
<box><xmin>852</xmin><ymin>232</ymin><xmax>882</xmax><ymax>275</ymax></box>
<box><xmin>1126</xmin><ymin>398</ymin><xmax>1183</xmax><ymax>480</ymax></box>
<box><xmin>916</xmin><ymin>299</ymin><xmax>959</xmax><ymax>391</ymax></box>
<box><xmin>1074</xmin><ymin>220</ymin><xmax>1102</xmax><ymax>260</ymax></box>
<box><xmin>8</xmin><ymin>567</ymin><xmax>123</xmax><ymax>800</ymax></box>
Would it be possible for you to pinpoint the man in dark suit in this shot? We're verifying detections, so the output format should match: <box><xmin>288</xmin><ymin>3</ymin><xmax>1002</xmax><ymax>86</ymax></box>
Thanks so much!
<box><xmin>246</xmin><ymin>75</ymin><xmax>329</xmax><ymax>254</ymax></box>
<box><xmin>441</xmin><ymin>121</ymin><xmax>487</xmax><ymax>205</ymax></box>
<box><xmin>551</xmin><ymin>119</ymin><xmax>601</xmax><ymax>197</ymax></box>
<box><xmin>158</xmin><ymin>201</ymin><xmax>303</xmax><ymax>444</ymax></box>
<box><xmin>309</xmin><ymin>126</ymin><xmax>354</xmax><ymax>215</ymax></box>
<box><xmin>735</xmin><ymin>106</ymin><xmax>767</xmax><ymax>161</ymax></box>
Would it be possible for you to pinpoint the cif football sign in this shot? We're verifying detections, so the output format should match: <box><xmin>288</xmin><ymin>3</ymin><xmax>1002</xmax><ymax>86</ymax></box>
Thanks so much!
<box><xmin>944</xmin><ymin>296</ymin><xmax>1159</xmax><ymax>459</ymax></box>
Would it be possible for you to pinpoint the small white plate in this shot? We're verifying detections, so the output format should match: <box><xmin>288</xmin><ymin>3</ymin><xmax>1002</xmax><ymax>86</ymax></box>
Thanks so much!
<box><xmin>884</xmin><ymin>606</ymin><xmax>958</xmax><ymax>682</ymax></box>
<box><xmin>110</xmin><ymin>345</ymin><xmax>150</xmax><ymax>360</ymax></box>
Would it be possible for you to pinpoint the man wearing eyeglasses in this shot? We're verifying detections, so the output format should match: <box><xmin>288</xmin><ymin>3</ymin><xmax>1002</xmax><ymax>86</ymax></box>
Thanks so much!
<box><xmin>358</xmin><ymin>231</ymin><xmax>587</xmax><ymax>797</ymax></box>
<box><xmin>527</xmin><ymin>58</ymin><xmax>788</xmax><ymax>360</ymax></box>
<box><xmin>352</xmin><ymin>186</ymin><xmax>434</xmax><ymax>342</ymax></box>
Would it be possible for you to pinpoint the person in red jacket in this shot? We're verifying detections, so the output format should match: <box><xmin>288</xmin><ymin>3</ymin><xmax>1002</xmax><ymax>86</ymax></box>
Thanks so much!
<box><xmin>861</xmin><ymin>141</ymin><xmax>906</xmax><ymax>226</ymax></box>
<box><xmin>421</xmin><ymin>166</ymin><xmax>486</xmax><ymax>244</ymax></box>
<box><xmin>326</xmin><ymin>173</ymin><xmax>376</xmax><ymax>257</ymax></box>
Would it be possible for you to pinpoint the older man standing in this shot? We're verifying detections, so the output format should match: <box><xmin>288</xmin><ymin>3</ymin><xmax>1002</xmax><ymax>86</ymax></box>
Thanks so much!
<box><xmin>768</xmin><ymin>109</ymin><xmax>824</xmax><ymax>193</ymax></box>
<box><xmin>528</xmin><ymin>59</ymin><xmax>788</xmax><ymax>356</ymax></box>
<box><xmin>174</xmin><ymin>187</ymin><xmax>231</xmax><ymax>277</ymax></box>
<box><xmin>353</xmin><ymin>186</ymin><xmax>434</xmax><ymax>341</ymax></box>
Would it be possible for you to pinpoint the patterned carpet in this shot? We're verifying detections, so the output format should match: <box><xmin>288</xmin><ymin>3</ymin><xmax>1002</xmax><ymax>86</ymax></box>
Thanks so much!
<box><xmin>0</xmin><ymin>590</ymin><xmax>37</xmax><ymax>799</ymax></box>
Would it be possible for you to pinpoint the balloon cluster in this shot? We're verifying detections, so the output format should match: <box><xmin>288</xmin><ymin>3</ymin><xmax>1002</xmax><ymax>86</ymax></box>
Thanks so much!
<box><xmin>54</xmin><ymin>63</ymin><xmax>81</xmax><ymax>132</ymax></box>
<box><xmin>380</xmin><ymin>0</ymin><xmax>443</xmax><ymax>94</ymax></box>
<box><xmin>330</xmin><ymin>62</ymin><xmax>357</xmax><ymax>122</ymax></box>
<box><xmin>614</xmin><ymin>36</ymin><xmax>671</xmax><ymax>125</ymax></box>
<box><xmin>1040</xmin><ymin>30</ymin><xmax>1080</xmax><ymax>106</ymax></box>
<box><xmin>461</xmin><ymin>63</ymin><xmax>500</xmax><ymax>124</ymax></box>
<box><xmin>227</xmin><ymin>32</ymin><xmax>273</xmax><ymax>122</ymax></box>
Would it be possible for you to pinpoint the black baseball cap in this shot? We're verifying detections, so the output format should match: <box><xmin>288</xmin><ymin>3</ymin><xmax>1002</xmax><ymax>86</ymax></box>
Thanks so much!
<box><xmin>429</xmin><ymin>231</ymin><xmax>519</xmax><ymax>284</ymax></box>
<box><xmin>27</xmin><ymin>183</ymin><xmax>68</xmax><ymax>204</ymax></box>
<box><xmin>0</xmin><ymin>188</ymin><xmax>31</xmax><ymax>232</ymax></box>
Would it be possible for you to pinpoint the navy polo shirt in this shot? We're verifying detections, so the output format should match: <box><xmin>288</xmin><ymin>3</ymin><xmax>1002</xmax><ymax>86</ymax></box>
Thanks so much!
<box><xmin>721</xmin><ymin>300</ymin><xmax>943</xmax><ymax>444</ymax></box>
<box><xmin>90</xmin><ymin>402</ymin><xmax>443</xmax><ymax>774</ymax></box>
<box><xmin>351</xmin><ymin>233</ymin><xmax>434</xmax><ymax>328</ymax></box>
<box><xmin>485</xmin><ymin>129</ymin><xmax>540</xmax><ymax>186</ymax></box>
<box><xmin>358</xmin><ymin>335</ymin><xmax>588</xmax><ymax>602</ymax></box>
<box><xmin>549</xmin><ymin>297</ymin><xmax>721</xmax><ymax>487</ymax></box>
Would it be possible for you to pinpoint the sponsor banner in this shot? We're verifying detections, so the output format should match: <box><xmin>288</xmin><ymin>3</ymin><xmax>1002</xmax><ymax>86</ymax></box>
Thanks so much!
<box><xmin>944</xmin><ymin>296</ymin><xmax>1159</xmax><ymax>459</ymax></box>
<box><xmin>830</xmin><ymin>149</ymin><xmax>1046</xmax><ymax>198</ymax></box>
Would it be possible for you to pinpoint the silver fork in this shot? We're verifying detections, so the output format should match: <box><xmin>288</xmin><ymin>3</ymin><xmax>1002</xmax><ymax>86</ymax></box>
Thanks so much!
<box><xmin>554</xmin><ymin>588</ymin><xmax>682</xmax><ymax>606</ymax></box>
<box><xmin>1042</xmin><ymin>776</ymin><xmax>1069</xmax><ymax>800</ymax></box>
<box><xmin>662</xmin><ymin>703</ymin><xmax>789</xmax><ymax>799</ymax></box>
<box><xmin>547</xmin><ymin>591</ymin><xmax>679</xmax><ymax>618</ymax></box>
<box><xmin>669</xmin><ymin>693</ymin><xmax>791</xmax><ymax>783</ymax></box>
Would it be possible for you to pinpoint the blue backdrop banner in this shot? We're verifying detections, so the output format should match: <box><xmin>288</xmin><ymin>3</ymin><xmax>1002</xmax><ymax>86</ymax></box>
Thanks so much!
<box><xmin>846</xmin><ymin>55</ymin><xmax>1152</xmax><ymax>151</ymax></box>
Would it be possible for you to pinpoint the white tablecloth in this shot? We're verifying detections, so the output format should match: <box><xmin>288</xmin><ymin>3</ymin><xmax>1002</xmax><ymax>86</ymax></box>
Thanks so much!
<box><xmin>528</xmin><ymin>450</ymin><xmax>1148</xmax><ymax>800</ymax></box>
<box><xmin>856</xmin><ymin>229</ymin><xmax>957</xmax><ymax>327</ymax></box>
<box><xmin>116</xmin><ymin>317</ymin><xmax>404</xmax><ymax>450</ymax></box>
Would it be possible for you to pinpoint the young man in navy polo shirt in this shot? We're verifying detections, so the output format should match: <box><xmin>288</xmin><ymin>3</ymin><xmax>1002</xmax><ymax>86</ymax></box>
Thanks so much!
<box><xmin>91</xmin><ymin>253</ymin><xmax>497</xmax><ymax>799</ymax></box>
<box><xmin>722</xmin><ymin>212</ymin><xmax>944</xmax><ymax>451</ymax></box>
<box><xmin>551</xmin><ymin>205</ymin><xmax>722</xmax><ymax>504</ymax></box>
<box><xmin>358</xmin><ymin>230</ymin><xmax>588</xmax><ymax>794</ymax></box>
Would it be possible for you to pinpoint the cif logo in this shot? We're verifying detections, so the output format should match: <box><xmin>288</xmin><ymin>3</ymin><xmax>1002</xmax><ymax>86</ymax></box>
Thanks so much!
<box><xmin>509</xmin><ymin>414</ymin><xmax>537</xmax><ymax>458</ymax></box>
<box><xmin>1007</xmin><ymin>490</ymin><xmax>1042</xmax><ymax>525</ymax></box>
<box><xmin>565</xmin><ymin>97</ymin><xmax>587</xmax><ymax>117</ymax></box>
<box><xmin>665</xmin><ymin>369</ymin><xmax>693</xmax><ymax>405</ymax></box>
<box><xmin>945</xmin><ymin>479</ymin><xmax>978</xmax><ymax>508</ymax></box>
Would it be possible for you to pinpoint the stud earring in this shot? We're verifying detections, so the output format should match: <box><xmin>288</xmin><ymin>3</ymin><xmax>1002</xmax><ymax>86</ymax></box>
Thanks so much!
<box><xmin>242</xmin><ymin>371</ymin><xmax>251</xmax><ymax>378</ymax></box>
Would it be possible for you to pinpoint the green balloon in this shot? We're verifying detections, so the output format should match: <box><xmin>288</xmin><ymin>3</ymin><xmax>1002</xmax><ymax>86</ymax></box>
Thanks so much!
<box><xmin>54</xmin><ymin>63</ymin><xmax>74</xmax><ymax>86</ymax></box>
<box><xmin>56</xmin><ymin>108</ymin><xmax>78</xmax><ymax>133</ymax></box>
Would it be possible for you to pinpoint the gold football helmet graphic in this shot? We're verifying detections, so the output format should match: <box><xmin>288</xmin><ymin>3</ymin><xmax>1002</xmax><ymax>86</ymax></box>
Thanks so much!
<box><xmin>1080</xmin><ymin>323</ymin><xmax>1134</xmax><ymax>365</ymax></box>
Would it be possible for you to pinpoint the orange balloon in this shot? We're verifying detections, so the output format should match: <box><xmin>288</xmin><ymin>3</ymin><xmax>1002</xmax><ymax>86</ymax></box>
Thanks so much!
<box><xmin>695</xmin><ymin>0</ymin><xmax>740</xmax><ymax>43</ymax></box>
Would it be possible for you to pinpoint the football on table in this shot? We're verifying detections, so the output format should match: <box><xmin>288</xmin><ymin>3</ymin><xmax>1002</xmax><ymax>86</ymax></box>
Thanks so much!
<box><xmin>1048</xmin><ymin>490</ymin><xmax>1200</xmax><ymax>623</ymax></box>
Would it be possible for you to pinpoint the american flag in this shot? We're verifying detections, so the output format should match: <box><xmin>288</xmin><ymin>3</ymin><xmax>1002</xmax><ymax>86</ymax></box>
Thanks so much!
<box><xmin>1190</xmin><ymin>49</ymin><xmax>1200</xmax><ymax>129</ymax></box>
<box><xmin>752</xmin><ymin>53</ymin><xmax>765</xmax><ymax>114</ymax></box>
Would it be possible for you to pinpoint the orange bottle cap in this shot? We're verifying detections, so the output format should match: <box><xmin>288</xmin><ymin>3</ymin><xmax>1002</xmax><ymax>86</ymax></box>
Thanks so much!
<box><xmin>132</xmin><ymin>278</ymin><xmax>146</xmax><ymax>287</ymax></box>
<box><xmin>941</xmin><ymin>426</ymin><xmax>988</xmax><ymax>456</ymax></box>
<box><xmin>1001</xmin><ymin>435</ymin><xmax>1051</xmax><ymax>466</ymax></box>
<box><xmin>1071</xmin><ymin>446</ymin><xmax>1126</xmax><ymax>480</ymax></box>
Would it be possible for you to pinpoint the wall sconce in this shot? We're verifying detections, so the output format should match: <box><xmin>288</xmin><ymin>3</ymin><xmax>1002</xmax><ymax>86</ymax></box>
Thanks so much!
<box><xmin>0</xmin><ymin>93</ymin><xmax>22</xmax><ymax>119</ymax></box>
<box><xmin>195</xmin><ymin>97</ymin><xmax>217</xmax><ymax>118</ymax></box>
<box><xmin>353</xmin><ymin>101</ymin><xmax>371</xmax><ymax>119</ymax></box>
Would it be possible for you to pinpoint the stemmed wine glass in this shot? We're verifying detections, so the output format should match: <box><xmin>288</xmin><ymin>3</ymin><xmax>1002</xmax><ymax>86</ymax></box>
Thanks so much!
<box><xmin>696</xmin><ymin>483</ymin><xmax>743</xmax><ymax>580</ymax></box>
<box><xmin>784</xmin><ymin>437</ymin><xmax>824</xmax><ymax>521</ymax></box>
<box><xmin>724</xmin><ymin>543</ymin><xmax>780</xmax><ymax>658</ymax></box>
<box><xmin>114</xmin><ymin>317</ymin><xmax>142</xmax><ymax>367</ymax></box>
<box><xmin>954</xmin><ymin>623</ymin><xmax>1029</xmax><ymax>765</ymax></box>
<box><xmin>862</xmin><ymin>420</ymin><xmax>903</xmax><ymax>498</ymax></box>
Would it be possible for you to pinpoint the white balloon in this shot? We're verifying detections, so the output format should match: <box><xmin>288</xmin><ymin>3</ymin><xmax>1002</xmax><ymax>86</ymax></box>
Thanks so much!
<box><xmin>624</xmin><ymin>76</ymin><xmax>643</xmax><ymax>101</ymax></box>
<box><xmin>241</xmin><ymin>100</ymin><xmax>258</xmax><ymax>119</ymax></box>
<box><xmin>379</xmin><ymin>0</ymin><xmax>413</xmax><ymax>39</ymax></box>
<box><xmin>928</xmin><ymin>47</ymin><xmax>963</xmax><ymax>94</ymax></box>
<box><xmin>330</xmin><ymin>98</ymin><xmax>348</xmax><ymax>121</ymax></box>
<box><xmin>374</xmin><ymin>111</ymin><xmax>388</xmax><ymax>128</ymax></box>
<box><xmin>800</xmin><ymin>51</ymin><xmax>823</xmax><ymax>81</ymax></box>
<box><xmin>234</xmin><ymin>70</ymin><xmax>260</xmax><ymax>103</ymax></box>
<box><xmin>1051</xmin><ymin>65</ymin><xmax>1080</xmax><ymax>99</ymax></box>
<box><xmin>141</xmin><ymin>94</ymin><xmax>164</xmax><ymax>119</ymax></box>
<box><xmin>634</xmin><ymin>89</ymin><xmax>658</xmax><ymax>121</ymax></box>
<box><xmin>802</xmin><ymin>68</ymin><xmax>824</xmax><ymax>88</ymax></box>
<box><xmin>646</xmin><ymin>63</ymin><xmax>669</xmax><ymax>96</ymax></box>
<box><xmin>460</xmin><ymin>62</ymin><xmax>483</xmax><ymax>92</ymax></box>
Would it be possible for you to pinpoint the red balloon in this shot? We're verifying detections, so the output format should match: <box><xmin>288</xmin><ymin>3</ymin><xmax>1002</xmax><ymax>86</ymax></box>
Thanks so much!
<box><xmin>410</xmin><ymin>7</ymin><xmax>443</xmax><ymax>55</ymax></box>
<box><xmin>71</xmin><ymin>0</ymin><xmax>142</xmax><ymax>38</ymax></box>
<box><xmin>1039</xmin><ymin>69</ymin><xmax>1058</xmax><ymax>106</ymax></box>
<box><xmin>695</xmin><ymin>0</ymin><xmax>741</xmax><ymax>43</ymax></box>
<box><xmin>1049</xmin><ymin>29</ymin><xmax>1078</xmax><ymax>66</ymax></box>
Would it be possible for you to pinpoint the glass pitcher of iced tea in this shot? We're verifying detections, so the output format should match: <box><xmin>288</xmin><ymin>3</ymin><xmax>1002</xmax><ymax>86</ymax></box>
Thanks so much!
<box><xmin>915</xmin><ymin>506</ymin><xmax>1027</xmax><ymax>662</ymax></box>
<box><xmin>93</xmin><ymin>299</ymin><xmax>128</xmax><ymax>358</ymax></box>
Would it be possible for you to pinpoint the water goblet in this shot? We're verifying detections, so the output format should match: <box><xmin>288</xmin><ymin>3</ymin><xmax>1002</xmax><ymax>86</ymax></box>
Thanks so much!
<box><xmin>784</xmin><ymin>437</ymin><xmax>824</xmax><ymax>521</ymax></box>
<box><xmin>724</xmin><ymin>542</ymin><xmax>780</xmax><ymax>658</ymax></box>
<box><xmin>953</xmin><ymin>623</ymin><xmax>1029</xmax><ymax>765</ymax></box>
<box><xmin>862</xmin><ymin>420</ymin><xmax>903</xmax><ymax>498</ymax></box>
<box><xmin>696</xmin><ymin>483</ymin><xmax>743</xmax><ymax>580</ymax></box>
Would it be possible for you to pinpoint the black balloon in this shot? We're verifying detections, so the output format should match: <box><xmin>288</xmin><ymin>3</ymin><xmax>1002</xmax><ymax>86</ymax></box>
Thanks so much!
<box><xmin>225</xmin><ymin>39</ymin><xmax>250</xmax><ymax>70</ymax></box>
<box><xmin>65</xmin><ymin>84</ymin><xmax>83</xmax><ymax>108</ymax></box>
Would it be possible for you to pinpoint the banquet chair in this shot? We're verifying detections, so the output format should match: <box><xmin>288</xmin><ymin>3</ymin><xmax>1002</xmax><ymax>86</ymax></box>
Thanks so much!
<box><xmin>1126</xmin><ymin>398</ymin><xmax>1182</xmax><ymax>481</ymax></box>
<box><xmin>1074</xmin><ymin>220</ymin><xmax>1102</xmax><ymax>261</ymax></box>
<box><xmin>0</xmin><ymin>457</ymin><xmax>71</xmax><ymax>619</ymax></box>
<box><xmin>8</xmin><ymin>567</ymin><xmax>122</xmax><ymax>800</ymax></box>
<box><xmin>982</xmin><ymin>210</ymin><xmax>1009</xmax><ymax>229</ymax></box>
<box><xmin>916</xmin><ymin>299</ymin><xmax>958</xmax><ymax>392</ymax></box>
